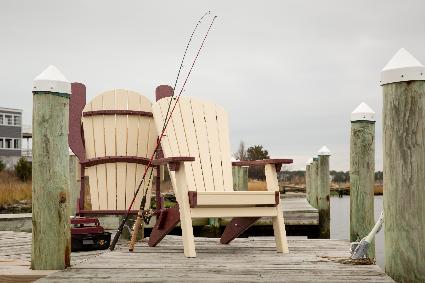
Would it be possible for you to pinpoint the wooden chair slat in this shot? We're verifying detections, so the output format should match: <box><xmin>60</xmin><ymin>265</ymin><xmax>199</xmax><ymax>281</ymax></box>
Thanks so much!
<box><xmin>125</xmin><ymin>92</ymin><xmax>140</xmax><ymax>208</ymax></box>
<box><xmin>178</xmin><ymin>100</ymin><xmax>204</xmax><ymax>191</ymax></box>
<box><xmin>168</xmin><ymin>101</ymin><xmax>197</xmax><ymax>192</ymax></box>
<box><xmin>156</xmin><ymin>99</ymin><xmax>179</xmax><ymax>189</ymax></box>
<box><xmin>215</xmin><ymin>106</ymin><xmax>233</xmax><ymax>191</ymax></box>
<box><xmin>114</xmin><ymin>90</ymin><xmax>129</xmax><ymax>209</ymax></box>
<box><xmin>82</xmin><ymin>102</ymin><xmax>100</xmax><ymax>210</ymax></box>
<box><xmin>102</xmin><ymin>91</ymin><xmax>118</xmax><ymax>210</ymax></box>
<box><xmin>190</xmin><ymin>98</ymin><xmax>214</xmax><ymax>192</ymax></box>
<box><xmin>91</xmin><ymin>95</ymin><xmax>108</xmax><ymax>209</ymax></box>
<box><xmin>203</xmin><ymin>103</ymin><xmax>225</xmax><ymax>191</ymax></box>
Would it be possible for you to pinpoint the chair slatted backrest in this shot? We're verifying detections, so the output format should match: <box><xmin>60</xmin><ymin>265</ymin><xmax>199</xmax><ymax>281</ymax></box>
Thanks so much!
<box><xmin>152</xmin><ymin>96</ymin><xmax>233</xmax><ymax>192</ymax></box>
<box><xmin>82</xmin><ymin>90</ymin><xmax>157</xmax><ymax>211</ymax></box>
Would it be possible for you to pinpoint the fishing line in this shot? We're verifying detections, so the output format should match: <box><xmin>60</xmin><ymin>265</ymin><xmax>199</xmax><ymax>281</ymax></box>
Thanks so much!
<box><xmin>109</xmin><ymin>14</ymin><xmax>217</xmax><ymax>251</ymax></box>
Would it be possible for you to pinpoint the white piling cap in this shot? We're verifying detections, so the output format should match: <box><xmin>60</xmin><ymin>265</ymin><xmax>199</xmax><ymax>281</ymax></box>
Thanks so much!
<box><xmin>69</xmin><ymin>147</ymin><xmax>75</xmax><ymax>156</ymax></box>
<box><xmin>33</xmin><ymin>65</ymin><xmax>71</xmax><ymax>94</ymax></box>
<box><xmin>318</xmin><ymin>146</ymin><xmax>331</xmax><ymax>156</ymax></box>
<box><xmin>351</xmin><ymin>102</ymin><xmax>375</xmax><ymax>122</ymax></box>
<box><xmin>381</xmin><ymin>48</ymin><xmax>425</xmax><ymax>85</ymax></box>
<box><xmin>306</xmin><ymin>158</ymin><xmax>313</xmax><ymax>165</ymax></box>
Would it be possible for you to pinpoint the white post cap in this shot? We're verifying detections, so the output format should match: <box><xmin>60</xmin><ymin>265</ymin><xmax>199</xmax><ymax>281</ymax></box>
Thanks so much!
<box><xmin>351</xmin><ymin>102</ymin><xmax>375</xmax><ymax>122</ymax></box>
<box><xmin>381</xmin><ymin>48</ymin><xmax>425</xmax><ymax>85</ymax></box>
<box><xmin>33</xmin><ymin>65</ymin><xmax>71</xmax><ymax>94</ymax></box>
<box><xmin>318</xmin><ymin>146</ymin><xmax>331</xmax><ymax>156</ymax></box>
<box><xmin>313</xmin><ymin>155</ymin><xmax>319</xmax><ymax>161</ymax></box>
<box><xmin>69</xmin><ymin>147</ymin><xmax>75</xmax><ymax>156</ymax></box>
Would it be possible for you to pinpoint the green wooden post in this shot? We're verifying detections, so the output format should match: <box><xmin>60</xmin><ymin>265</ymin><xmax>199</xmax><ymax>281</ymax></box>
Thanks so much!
<box><xmin>381</xmin><ymin>48</ymin><xmax>425</xmax><ymax>282</ymax></box>
<box><xmin>310</xmin><ymin>157</ymin><xmax>319</xmax><ymax>208</ymax></box>
<box><xmin>349</xmin><ymin>102</ymin><xmax>376</xmax><ymax>258</ymax></box>
<box><xmin>240</xmin><ymin>166</ymin><xmax>248</xmax><ymax>191</ymax></box>
<box><xmin>31</xmin><ymin>65</ymin><xmax>71</xmax><ymax>270</ymax></box>
<box><xmin>317</xmin><ymin>146</ymin><xmax>331</xmax><ymax>239</ymax></box>
<box><xmin>306</xmin><ymin>158</ymin><xmax>313</xmax><ymax>203</ymax></box>
<box><xmin>232</xmin><ymin>166</ymin><xmax>239</xmax><ymax>190</ymax></box>
<box><xmin>232</xmin><ymin>162</ymin><xmax>248</xmax><ymax>191</ymax></box>
<box><xmin>305</xmin><ymin>163</ymin><xmax>311</xmax><ymax>203</ymax></box>
<box><xmin>68</xmin><ymin>151</ymin><xmax>80</xmax><ymax>216</ymax></box>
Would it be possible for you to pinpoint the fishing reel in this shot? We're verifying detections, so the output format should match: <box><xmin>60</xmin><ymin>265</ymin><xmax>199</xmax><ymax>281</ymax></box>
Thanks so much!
<box><xmin>141</xmin><ymin>209</ymin><xmax>154</xmax><ymax>225</ymax></box>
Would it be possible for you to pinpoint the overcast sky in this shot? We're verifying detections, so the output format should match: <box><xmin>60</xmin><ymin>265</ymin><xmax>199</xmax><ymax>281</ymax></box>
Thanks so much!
<box><xmin>1</xmin><ymin>1</ymin><xmax>425</xmax><ymax>170</ymax></box>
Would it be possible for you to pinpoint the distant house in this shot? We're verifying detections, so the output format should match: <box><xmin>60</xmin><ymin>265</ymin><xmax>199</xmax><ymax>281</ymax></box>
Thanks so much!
<box><xmin>0</xmin><ymin>107</ymin><xmax>23</xmax><ymax>168</ymax></box>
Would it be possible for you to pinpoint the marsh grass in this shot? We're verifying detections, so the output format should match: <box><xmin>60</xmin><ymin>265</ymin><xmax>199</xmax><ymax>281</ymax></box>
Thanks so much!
<box><xmin>250</xmin><ymin>179</ymin><xmax>384</xmax><ymax>195</ymax></box>
<box><xmin>248</xmin><ymin>180</ymin><xmax>267</xmax><ymax>191</ymax></box>
<box><xmin>0</xmin><ymin>170</ymin><xmax>31</xmax><ymax>205</ymax></box>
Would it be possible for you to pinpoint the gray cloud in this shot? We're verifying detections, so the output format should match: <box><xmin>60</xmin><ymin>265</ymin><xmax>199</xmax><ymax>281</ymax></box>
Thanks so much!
<box><xmin>1</xmin><ymin>0</ymin><xmax>424</xmax><ymax>170</ymax></box>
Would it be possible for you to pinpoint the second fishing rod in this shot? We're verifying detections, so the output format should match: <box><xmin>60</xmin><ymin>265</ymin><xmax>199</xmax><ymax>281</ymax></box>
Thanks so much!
<box><xmin>110</xmin><ymin>13</ymin><xmax>217</xmax><ymax>251</ymax></box>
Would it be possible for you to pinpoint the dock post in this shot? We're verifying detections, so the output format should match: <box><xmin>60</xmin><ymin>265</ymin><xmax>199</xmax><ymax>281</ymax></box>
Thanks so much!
<box><xmin>317</xmin><ymin>146</ymin><xmax>331</xmax><ymax>239</ymax></box>
<box><xmin>349</xmin><ymin>102</ymin><xmax>376</xmax><ymax>258</ymax></box>
<box><xmin>31</xmin><ymin>65</ymin><xmax>71</xmax><ymax>270</ymax></box>
<box><xmin>232</xmin><ymin>166</ymin><xmax>248</xmax><ymax>191</ymax></box>
<box><xmin>310</xmin><ymin>157</ymin><xmax>319</xmax><ymax>208</ymax></box>
<box><xmin>305</xmin><ymin>161</ymin><xmax>311</xmax><ymax>203</ymax></box>
<box><xmin>68</xmin><ymin>150</ymin><xmax>80</xmax><ymax>216</ymax></box>
<box><xmin>381</xmin><ymin>48</ymin><xmax>425</xmax><ymax>282</ymax></box>
<box><xmin>240</xmin><ymin>166</ymin><xmax>248</xmax><ymax>191</ymax></box>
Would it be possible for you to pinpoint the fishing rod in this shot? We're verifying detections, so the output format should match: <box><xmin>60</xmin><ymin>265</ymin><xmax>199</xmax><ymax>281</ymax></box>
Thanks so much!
<box><xmin>128</xmin><ymin>12</ymin><xmax>212</xmax><ymax>252</ymax></box>
<box><xmin>109</xmin><ymin>14</ymin><xmax>217</xmax><ymax>251</ymax></box>
<box><xmin>128</xmin><ymin>167</ymin><xmax>154</xmax><ymax>251</ymax></box>
<box><xmin>127</xmin><ymin>11</ymin><xmax>212</xmax><ymax>252</ymax></box>
<box><xmin>128</xmin><ymin>11</ymin><xmax>217</xmax><ymax>252</ymax></box>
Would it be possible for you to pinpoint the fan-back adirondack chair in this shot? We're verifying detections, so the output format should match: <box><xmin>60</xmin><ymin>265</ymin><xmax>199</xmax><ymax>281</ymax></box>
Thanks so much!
<box><xmin>70</xmin><ymin>87</ymin><xmax>158</xmax><ymax>215</ymax></box>
<box><xmin>151</xmin><ymin>96</ymin><xmax>293</xmax><ymax>257</ymax></box>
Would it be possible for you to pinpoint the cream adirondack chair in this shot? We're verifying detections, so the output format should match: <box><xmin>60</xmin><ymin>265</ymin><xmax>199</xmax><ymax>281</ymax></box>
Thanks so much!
<box><xmin>151</xmin><ymin>96</ymin><xmax>292</xmax><ymax>257</ymax></box>
<box><xmin>78</xmin><ymin>89</ymin><xmax>157</xmax><ymax>214</ymax></box>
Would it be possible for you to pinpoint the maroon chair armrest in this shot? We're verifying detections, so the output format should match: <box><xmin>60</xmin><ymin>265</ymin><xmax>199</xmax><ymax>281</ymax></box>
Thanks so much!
<box><xmin>152</xmin><ymin>157</ymin><xmax>195</xmax><ymax>171</ymax></box>
<box><xmin>232</xmin><ymin>159</ymin><xmax>293</xmax><ymax>172</ymax></box>
<box><xmin>232</xmin><ymin>159</ymin><xmax>293</xmax><ymax>166</ymax></box>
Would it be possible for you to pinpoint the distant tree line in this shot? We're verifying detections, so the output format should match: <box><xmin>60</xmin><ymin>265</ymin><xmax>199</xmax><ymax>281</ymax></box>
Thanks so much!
<box><xmin>0</xmin><ymin>157</ymin><xmax>32</xmax><ymax>182</ymax></box>
<box><xmin>233</xmin><ymin>141</ymin><xmax>384</xmax><ymax>183</ymax></box>
<box><xmin>278</xmin><ymin>170</ymin><xmax>384</xmax><ymax>184</ymax></box>
<box><xmin>234</xmin><ymin>142</ymin><xmax>270</xmax><ymax>180</ymax></box>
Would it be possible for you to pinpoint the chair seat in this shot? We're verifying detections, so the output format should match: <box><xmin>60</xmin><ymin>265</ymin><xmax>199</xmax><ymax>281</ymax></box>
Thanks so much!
<box><xmin>189</xmin><ymin>191</ymin><xmax>279</xmax><ymax>207</ymax></box>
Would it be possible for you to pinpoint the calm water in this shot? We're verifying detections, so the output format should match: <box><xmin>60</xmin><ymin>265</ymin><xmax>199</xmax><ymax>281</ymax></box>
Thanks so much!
<box><xmin>330</xmin><ymin>195</ymin><xmax>384</xmax><ymax>268</ymax></box>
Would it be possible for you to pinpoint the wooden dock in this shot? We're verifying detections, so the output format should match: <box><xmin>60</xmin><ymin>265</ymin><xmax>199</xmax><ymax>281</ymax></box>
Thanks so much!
<box><xmin>0</xmin><ymin>196</ymin><xmax>319</xmax><ymax>237</ymax></box>
<box><xmin>0</xmin><ymin>231</ymin><xmax>394</xmax><ymax>282</ymax></box>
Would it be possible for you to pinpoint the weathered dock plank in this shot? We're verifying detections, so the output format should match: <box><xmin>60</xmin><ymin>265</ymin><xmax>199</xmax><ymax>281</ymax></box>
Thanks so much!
<box><xmin>0</xmin><ymin>231</ymin><xmax>107</xmax><ymax>282</ymax></box>
<box><xmin>0</xmin><ymin>233</ymin><xmax>388</xmax><ymax>283</ymax></box>
<box><xmin>0</xmin><ymin>197</ymin><xmax>319</xmax><ymax>233</ymax></box>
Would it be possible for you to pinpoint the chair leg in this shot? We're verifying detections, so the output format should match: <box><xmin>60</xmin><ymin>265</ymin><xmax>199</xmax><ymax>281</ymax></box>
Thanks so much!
<box><xmin>179</xmin><ymin>206</ymin><xmax>196</xmax><ymax>257</ymax></box>
<box><xmin>220</xmin><ymin>217</ymin><xmax>260</xmax><ymax>244</ymax></box>
<box><xmin>272</xmin><ymin>205</ymin><xmax>289</xmax><ymax>253</ymax></box>
<box><xmin>148</xmin><ymin>206</ymin><xmax>181</xmax><ymax>247</ymax></box>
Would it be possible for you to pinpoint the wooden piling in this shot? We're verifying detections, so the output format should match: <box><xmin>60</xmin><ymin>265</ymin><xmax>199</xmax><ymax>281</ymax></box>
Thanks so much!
<box><xmin>317</xmin><ymin>146</ymin><xmax>330</xmax><ymax>239</ymax></box>
<box><xmin>232</xmin><ymin>166</ymin><xmax>248</xmax><ymax>191</ymax></box>
<box><xmin>310</xmin><ymin>157</ymin><xmax>319</xmax><ymax>208</ymax></box>
<box><xmin>68</xmin><ymin>151</ymin><xmax>80</xmax><ymax>216</ymax></box>
<box><xmin>381</xmin><ymin>48</ymin><xmax>425</xmax><ymax>282</ymax></box>
<box><xmin>305</xmin><ymin>162</ymin><xmax>311</xmax><ymax>203</ymax></box>
<box><xmin>349</xmin><ymin>102</ymin><xmax>376</xmax><ymax>258</ymax></box>
<box><xmin>31</xmin><ymin>65</ymin><xmax>71</xmax><ymax>270</ymax></box>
